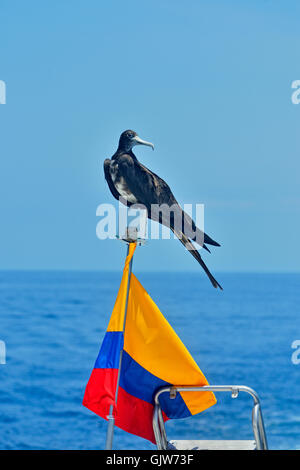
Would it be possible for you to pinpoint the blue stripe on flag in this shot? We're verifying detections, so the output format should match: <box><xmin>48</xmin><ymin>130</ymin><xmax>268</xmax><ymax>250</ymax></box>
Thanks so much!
<box><xmin>94</xmin><ymin>331</ymin><xmax>123</xmax><ymax>369</ymax></box>
<box><xmin>120</xmin><ymin>350</ymin><xmax>191</xmax><ymax>419</ymax></box>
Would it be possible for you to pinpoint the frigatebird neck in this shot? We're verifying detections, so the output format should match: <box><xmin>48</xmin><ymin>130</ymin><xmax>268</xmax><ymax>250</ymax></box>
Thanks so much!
<box><xmin>112</xmin><ymin>149</ymin><xmax>136</xmax><ymax>160</ymax></box>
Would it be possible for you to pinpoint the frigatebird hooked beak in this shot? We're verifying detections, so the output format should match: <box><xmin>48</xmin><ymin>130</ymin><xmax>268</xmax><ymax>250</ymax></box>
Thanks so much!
<box><xmin>131</xmin><ymin>134</ymin><xmax>154</xmax><ymax>150</ymax></box>
<box><xmin>103</xmin><ymin>130</ymin><xmax>222</xmax><ymax>290</ymax></box>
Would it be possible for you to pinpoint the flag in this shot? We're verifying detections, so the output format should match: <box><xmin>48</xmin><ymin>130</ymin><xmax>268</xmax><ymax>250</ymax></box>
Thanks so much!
<box><xmin>83</xmin><ymin>243</ymin><xmax>216</xmax><ymax>443</ymax></box>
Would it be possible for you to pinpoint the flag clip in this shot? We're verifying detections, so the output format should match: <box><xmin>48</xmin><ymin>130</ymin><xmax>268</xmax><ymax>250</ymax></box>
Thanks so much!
<box><xmin>170</xmin><ymin>387</ymin><xmax>177</xmax><ymax>399</ymax></box>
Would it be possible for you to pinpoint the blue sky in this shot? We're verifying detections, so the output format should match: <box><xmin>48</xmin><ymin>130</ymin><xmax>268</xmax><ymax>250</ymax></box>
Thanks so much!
<box><xmin>0</xmin><ymin>0</ymin><xmax>300</xmax><ymax>272</ymax></box>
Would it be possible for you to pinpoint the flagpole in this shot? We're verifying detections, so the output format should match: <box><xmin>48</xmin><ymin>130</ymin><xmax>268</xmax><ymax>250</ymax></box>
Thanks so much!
<box><xmin>105</xmin><ymin>240</ymin><xmax>135</xmax><ymax>450</ymax></box>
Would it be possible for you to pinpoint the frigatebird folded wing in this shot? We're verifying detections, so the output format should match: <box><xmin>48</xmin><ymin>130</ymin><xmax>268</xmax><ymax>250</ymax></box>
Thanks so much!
<box><xmin>104</xmin><ymin>159</ymin><xmax>121</xmax><ymax>201</ymax></box>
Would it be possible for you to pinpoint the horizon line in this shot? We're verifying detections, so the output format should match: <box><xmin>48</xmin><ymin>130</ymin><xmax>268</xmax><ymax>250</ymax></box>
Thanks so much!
<box><xmin>0</xmin><ymin>269</ymin><xmax>300</xmax><ymax>274</ymax></box>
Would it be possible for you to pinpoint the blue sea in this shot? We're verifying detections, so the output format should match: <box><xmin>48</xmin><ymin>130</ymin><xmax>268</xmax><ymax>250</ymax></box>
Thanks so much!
<box><xmin>0</xmin><ymin>270</ymin><xmax>299</xmax><ymax>450</ymax></box>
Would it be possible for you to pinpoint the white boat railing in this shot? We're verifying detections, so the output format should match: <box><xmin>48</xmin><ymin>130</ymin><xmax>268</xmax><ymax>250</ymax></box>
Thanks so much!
<box><xmin>153</xmin><ymin>385</ymin><xmax>268</xmax><ymax>450</ymax></box>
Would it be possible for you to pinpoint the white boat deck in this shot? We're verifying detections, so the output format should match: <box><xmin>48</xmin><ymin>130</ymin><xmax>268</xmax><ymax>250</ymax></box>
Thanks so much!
<box><xmin>167</xmin><ymin>440</ymin><xmax>257</xmax><ymax>450</ymax></box>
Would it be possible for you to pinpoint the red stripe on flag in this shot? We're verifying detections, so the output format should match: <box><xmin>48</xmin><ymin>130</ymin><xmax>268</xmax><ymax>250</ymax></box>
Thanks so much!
<box><xmin>83</xmin><ymin>368</ymin><xmax>168</xmax><ymax>444</ymax></box>
<box><xmin>83</xmin><ymin>368</ymin><xmax>118</xmax><ymax>420</ymax></box>
<box><xmin>114</xmin><ymin>386</ymin><xmax>168</xmax><ymax>444</ymax></box>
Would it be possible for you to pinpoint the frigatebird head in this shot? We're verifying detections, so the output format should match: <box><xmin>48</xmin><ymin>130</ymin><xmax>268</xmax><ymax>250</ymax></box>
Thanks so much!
<box><xmin>118</xmin><ymin>130</ymin><xmax>154</xmax><ymax>152</ymax></box>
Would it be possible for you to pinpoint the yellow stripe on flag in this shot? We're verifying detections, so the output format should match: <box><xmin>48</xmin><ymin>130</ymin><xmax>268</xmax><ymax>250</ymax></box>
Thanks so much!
<box><xmin>107</xmin><ymin>243</ymin><xmax>137</xmax><ymax>332</ymax></box>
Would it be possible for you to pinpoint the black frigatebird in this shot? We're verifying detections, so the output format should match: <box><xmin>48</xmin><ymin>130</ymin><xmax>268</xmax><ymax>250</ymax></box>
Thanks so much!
<box><xmin>104</xmin><ymin>130</ymin><xmax>222</xmax><ymax>290</ymax></box>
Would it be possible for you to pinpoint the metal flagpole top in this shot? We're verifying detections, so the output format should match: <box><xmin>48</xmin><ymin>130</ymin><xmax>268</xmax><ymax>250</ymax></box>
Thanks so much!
<box><xmin>116</xmin><ymin>204</ymin><xmax>148</xmax><ymax>246</ymax></box>
<box><xmin>116</xmin><ymin>226</ymin><xmax>146</xmax><ymax>246</ymax></box>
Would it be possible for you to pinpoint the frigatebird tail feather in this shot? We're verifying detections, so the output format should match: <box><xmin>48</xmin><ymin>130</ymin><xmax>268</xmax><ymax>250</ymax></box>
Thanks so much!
<box><xmin>172</xmin><ymin>230</ymin><xmax>223</xmax><ymax>290</ymax></box>
<box><xmin>203</xmin><ymin>244</ymin><xmax>211</xmax><ymax>253</ymax></box>
<box><xmin>181</xmin><ymin>210</ymin><xmax>221</xmax><ymax>248</ymax></box>
<box><xmin>204</xmin><ymin>233</ymin><xmax>221</xmax><ymax>247</ymax></box>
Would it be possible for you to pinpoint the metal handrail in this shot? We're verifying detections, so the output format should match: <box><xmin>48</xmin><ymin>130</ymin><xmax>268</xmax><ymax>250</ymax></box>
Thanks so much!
<box><xmin>153</xmin><ymin>385</ymin><xmax>268</xmax><ymax>450</ymax></box>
